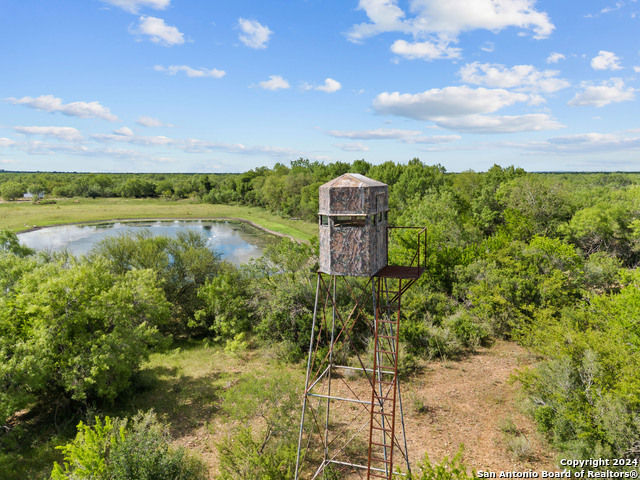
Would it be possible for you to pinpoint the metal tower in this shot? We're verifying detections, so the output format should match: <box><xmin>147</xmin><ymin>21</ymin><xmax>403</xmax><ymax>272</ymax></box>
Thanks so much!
<box><xmin>294</xmin><ymin>174</ymin><xmax>425</xmax><ymax>479</ymax></box>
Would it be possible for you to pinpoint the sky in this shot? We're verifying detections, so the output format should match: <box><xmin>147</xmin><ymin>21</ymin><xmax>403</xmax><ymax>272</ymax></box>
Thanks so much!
<box><xmin>1</xmin><ymin>0</ymin><xmax>639</xmax><ymax>173</ymax></box>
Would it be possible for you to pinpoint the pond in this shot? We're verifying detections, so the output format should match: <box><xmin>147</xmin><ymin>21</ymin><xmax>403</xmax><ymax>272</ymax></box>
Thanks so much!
<box><xmin>17</xmin><ymin>220</ymin><xmax>276</xmax><ymax>265</ymax></box>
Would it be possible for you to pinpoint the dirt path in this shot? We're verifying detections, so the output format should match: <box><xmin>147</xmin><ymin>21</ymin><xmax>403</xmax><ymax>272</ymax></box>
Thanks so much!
<box><xmin>404</xmin><ymin>340</ymin><xmax>558</xmax><ymax>473</ymax></box>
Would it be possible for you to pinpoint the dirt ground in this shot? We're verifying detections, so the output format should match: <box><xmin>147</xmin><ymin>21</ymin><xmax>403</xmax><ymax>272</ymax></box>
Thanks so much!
<box><xmin>403</xmin><ymin>340</ymin><xmax>558</xmax><ymax>474</ymax></box>
<box><xmin>173</xmin><ymin>340</ymin><xmax>558</xmax><ymax>478</ymax></box>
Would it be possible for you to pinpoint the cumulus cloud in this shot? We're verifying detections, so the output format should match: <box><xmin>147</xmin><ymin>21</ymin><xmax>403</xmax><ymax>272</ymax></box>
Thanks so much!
<box><xmin>316</xmin><ymin>78</ymin><xmax>342</xmax><ymax>93</ymax></box>
<box><xmin>391</xmin><ymin>39</ymin><xmax>461</xmax><ymax>60</ymax></box>
<box><xmin>333</xmin><ymin>142</ymin><xmax>370</xmax><ymax>152</ymax></box>
<box><xmin>348</xmin><ymin>0</ymin><xmax>554</xmax><ymax>46</ymax></box>
<box><xmin>133</xmin><ymin>16</ymin><xmax>184</xmax><ymax>46</ymax></box>
<box><xmin>6</xmin><ymin>95</ymin><xmax>119</xmax><ymax>121</ymax></box>
<box><xmin>547</xmin><ymin>52</ymin><xmax>566</xmax><ymax>63</ymax></box>
<box><xmin>14</xmin><ymin>126</ymin><xmax>84</xmax><ymax>142</ymax></box>
<box><xmin>113</xmin><ymin>127</ymin><xmax>134</xmax><ymax>136</ymax></box>
<box><xmin>635</xmin><ymin>66</ymin><xmax>640</xmax><ymax>73</ymax></box>
<box><xmin>238</xmin><ymin>18</ymin><xmax>272</xmax><ymax>49</ymax></box>
<box><xmin>568</xmin><ymin>78</ymin><xmax>635</xmax><ymax>107</ymax></box>
<box><xmin>100</xmin><ymin>0</ymin><xmax>169</xmax><ymax>14</ymax></box>
<box><xmin>258</xmin><ymin>75</ymin><xmax>290</xmax><ymax>90</ymax></box>
<box><xmin>154</xmin><ymin>64</ymin><xmax>226</xmax><ymax>78</ymax></box>
<box><xmin>436</xmin><ymin>113</ymin><xmax>564</xmax><ymax>133</ymax></box>
<box><xmin>458</xmin><ymin>62</ymin><xmax>570</xmax><ymax>92</ymax></box>
<box><xmin>591</xmin><ymin>50</ymin><xmax>622</xmax><ymax>70</ymax></box>
<box><xmin>136</xmin><ymin>116</ymin><xmax>172</xmax><ymax>127</ymax></box>
<box><xmin>0</xmin><ymin>138</ymin><xmax>17</xmax><ymax>147</ymax></box>
<box><xmin>372</xmin><ymin>86</ymin><xmax>530</xmax><ymax>121</ymax></box>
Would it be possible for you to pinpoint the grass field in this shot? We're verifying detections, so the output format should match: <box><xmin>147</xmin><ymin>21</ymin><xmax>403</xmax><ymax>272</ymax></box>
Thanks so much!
<box><xmin>0</xmin><ymin>198</ymin><xmax>316</xmax><ymax>242</ymax></box>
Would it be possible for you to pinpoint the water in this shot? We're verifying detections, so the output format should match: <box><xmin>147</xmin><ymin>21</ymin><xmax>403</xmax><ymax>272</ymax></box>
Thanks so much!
<box><xmin>17</xmin><ymin>220</ymin><xmax>275</xmax><ymax>265</ymax></box>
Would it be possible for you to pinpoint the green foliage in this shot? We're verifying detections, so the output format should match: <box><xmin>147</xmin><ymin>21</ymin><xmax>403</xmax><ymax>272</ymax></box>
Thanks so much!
<box><xmin>216</xmin><ymin>370</ymin><xmax>300</xmax><ymax>480</ymax></box>
<box><xmin>90</xmin><ymin>230</ymin><xmax>221</xmax><ymax>333</ymax></box>
<box><xmin>0</xmin><ymin>228</ymin><xmax>35</xmax><ymax>257</ymax></box>
<box><xmin>407</xmin><ymin>446</ymin><xmax>478</xmax><ymax>480</ymax></box>
<box><xmin>51</xmin><ymin>410</ymin><xmax>207</xmax><ymax>480</ymax></box>
<box><xmin>522</xmin><ymin>270</ymin><xmax>640</xmax><ymax>458</ymax></box>
<box><xmin>194</xmin><ymin>264</ymin><xmax>252</xmax><ymax>338</ymax></box>
<box><xmin>1</xmin><ymin>181</ymin><xmax>27</xmax><ymax>201</ymax></box>
<box><xmin>248</xmin><ymin>239</ymin><xmax>320</xmax><ymax>360</ymax></box>
<box><xmin>0</xmin><ymin>257</ymin><xmax>170</xmax><ymax>423</ymax></box>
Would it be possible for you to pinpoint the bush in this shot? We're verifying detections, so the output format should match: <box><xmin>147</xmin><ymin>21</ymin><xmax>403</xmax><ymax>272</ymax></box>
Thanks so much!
<box><xmin>0</xmin><ymin>258</ymin><xmax>170</xmax><ymax>423</ymax></box>
<box><xmin>407</xmin><ymin>446</ymin><xmax>478</xmax><ymax>480</ymax></box>
<box><xmin>51</xmin><ymin>410</ymin><xmax>207</xmax><ymax>480</ymax></box>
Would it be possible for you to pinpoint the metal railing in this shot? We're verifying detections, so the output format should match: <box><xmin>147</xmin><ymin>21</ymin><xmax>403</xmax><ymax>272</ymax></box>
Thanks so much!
<box><xmin>386</xmin><ymin>226</ymin><xmax>427</xmax><ymax>271</ymax></box>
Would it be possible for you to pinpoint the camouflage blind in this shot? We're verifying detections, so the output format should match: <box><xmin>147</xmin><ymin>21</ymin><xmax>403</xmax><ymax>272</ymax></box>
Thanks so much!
<box><xmin>318</xmin><ymin>173</ymin><xmax>388</xmax><ymax>277</ymax></box>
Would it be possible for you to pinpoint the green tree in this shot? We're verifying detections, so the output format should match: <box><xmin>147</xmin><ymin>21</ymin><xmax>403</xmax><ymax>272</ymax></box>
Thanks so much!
<box><xmin>0</xmin><ymin>181</ymin><xmax>26</xmax><ymax>201</ymax></box>
<box><xmin>0</xmin><ymin>259</ymin><xmax>170</xmax><ymax>423</ymax></box>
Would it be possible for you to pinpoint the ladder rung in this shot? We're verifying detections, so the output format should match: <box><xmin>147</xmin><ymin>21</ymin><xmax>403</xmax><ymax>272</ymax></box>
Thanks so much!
<box><xmin>376</xmin><ymin>349</ymin><xmax>396</xmax><ymax>356</ymax></box>
<box><xmin>375</xmin><ymin>380</ymin><xmax>395</xmax><ymax>386</ymax></box>
<box><xmin>371</xmin><ymin>441</ymin><xmax>392</xmax><ymax>447</ymax></box>
<box><xmin>377</xmin><ymin>334</ymin><xmax>396</xmax><ymax>339</ymax></box>
<box><xmin>372</xmin><ymin>425</ymin><xmax>392</xmax><ymax>432</ymax></box>
<box><xmin>369</xmin><ymin>474</ymin><xmax>390</xmax><ymax>479</ymax></box>
<box><xmin>372</xmin><ymin>410</ymin><xmax>393</xmax><ymax>416</ymax></box>
<box><xmin>370</xmin><ymin>456</ymin><xmax>391</xmax><ymax>464</ymax></box>
<box><xmin>376</xmin><ymin>319</ymin><xmax>397</xmax><ymax>324</ymax></box>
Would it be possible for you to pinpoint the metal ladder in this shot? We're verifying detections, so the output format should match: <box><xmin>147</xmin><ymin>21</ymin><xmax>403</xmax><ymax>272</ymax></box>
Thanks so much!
<box><xmin>366</xmin><ymin>278</ymin><xmax>402</xmax><ymax>479</ymax></box>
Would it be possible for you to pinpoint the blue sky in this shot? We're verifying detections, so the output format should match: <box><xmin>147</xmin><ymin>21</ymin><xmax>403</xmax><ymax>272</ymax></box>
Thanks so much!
<box><xmin>1</xmin><ymin>0</ymin><xmax>639</xmax><ymax>173</ymax></box>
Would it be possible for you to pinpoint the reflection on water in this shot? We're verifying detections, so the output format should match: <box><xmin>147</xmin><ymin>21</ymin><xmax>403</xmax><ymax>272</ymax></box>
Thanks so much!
<box><xmin>18</xmin><ymin>220</ymin><xmax>275</xmax><ymax>265</ymax></box>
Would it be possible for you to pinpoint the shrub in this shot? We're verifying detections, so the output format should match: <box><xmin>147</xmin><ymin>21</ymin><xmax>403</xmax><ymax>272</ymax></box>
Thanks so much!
<box><xmin>51</xmin><ymin>410</ymin><xmax>207</xmax><ymax>480</ymax></box>
<box><xmin>0</xmin><ymin>259</ymin><xmax>170</xmax><ymax>423</ymax></box>
<box><xmin>407</xmin><ymin>446</ymin><xmax>478</xmax><ymax>480</ymax></box>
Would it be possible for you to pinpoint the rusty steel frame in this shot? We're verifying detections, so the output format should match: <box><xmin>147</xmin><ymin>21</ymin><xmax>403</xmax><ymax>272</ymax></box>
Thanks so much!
<box><xmin>294</xmin><ymin>227</ymin><xmax>425</xmax><ymax>480</ymax></box>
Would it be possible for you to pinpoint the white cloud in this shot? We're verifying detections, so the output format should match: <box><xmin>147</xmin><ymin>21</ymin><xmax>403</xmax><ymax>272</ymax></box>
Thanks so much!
<box><xmin>458</xmin><ymin>62</ymin><xmax>570</xmax><ymax>92</ymax></box>
<box><xmin>333</xmin><ymin>142</ymin><xmax>370</xmax><ymax>152</ymax></box>
<box><xmin>154</xmin><ymin>64</ymin><xmax>226</xmax><ymax>78</ymax></box>
<box><xmin>6</xmin><ymin>95</ymin><xmax>119</xmax><ymax>121</ymax></box>
<box><xmin>14</xmin><ymin>126</ymin><xmax>84</xmax><ymax>142</ymax></box>
<box><xmin>348</xmin><ymin>0</ymin><xmax>554</xmax><ymax>44</ymax></box>
<box><xmin>568</xmin><ymin>78</ymin><xmax>635</xmax><ymax>107</ymax></box>
<box><xmin>258</xmin><ymin>75</ymin><xmax>290</xmax><ymax>90</ymax></box>
<box><xmin>327</xmin><ymin>128</ymin><xmax>423</xmax><ymax>140</ymax></box>
<box><xmin>634</xmin><ymin>66</ymin><xmax>640</xmax><ymax>73</ymax></box>
<box><xmin>436</xmin><ymin>113</ymin><xmax>564</xmax><ymax>133</ymax></box>
<box><xmin>316</xmin><ymin>78</ymin><xmax>342</xmax><ymax>93</ymax></box>
<box><xmin>547</xmin><ymin>52</ymin><xmax>565</xmax><ymax>63</ymax></box>
<box><xmin>327</xmin><ymin>128</ymin><xmax>461</xmax><ymax>144</ymax></box>
<box><xmin>591</xmin><ymin>50</ymin><xmax>622</xmax><ymax>70</ymax></box>
<box><xmin>136</xmin><ymin>116</ymin><xmax>172</xmax><ymax>127</ymax></box>
<box><xmin>0</xmin><ymin>138</ymin><xmax>17</xmax><ymax>147</ymax></box>
<box><xmin>533</xmin><ymin>132</ymin><xmax>640</xmax><ymax>154</ymax></box>
<box><xmin>100</xmin><ymin>0</ymin><xmax>169</xmax><ymax>14</ymax></box>
<box><xmin>134</xmin><ymin>16</ymin><xmax>184</xmax><ymax>46</ymax></box>
<box><xmin>403</xmin><ymin>134</ymin><xmax>461</xmax><ymax>143</ymax></box>
<box><xmin>238</xmin><ymin>18</ymin><xmax>272</xmax><ymax>49</ymax></box>
<box><xmin>113</xmin><ymin>127</ymin><xmax>134</xmax><ymax>136</ymax></box>
<box><xmin>91</xmin><ymin>132</ymin><xmax>174</xmax><ymax>146</ymax></box>
<box><xmin>480</xmin><ymin>41</ymin><xmax>495</xmax><ymax>53</ymax></box>
<box><xmin>372</xmin><ymin>86</ymin><xmax>530</xmax><ymax>120</ymax></box>
<box><xmin>391</xmin><ymin>39</ymin><xmax>461</xmax><ymax>60</ymax></box>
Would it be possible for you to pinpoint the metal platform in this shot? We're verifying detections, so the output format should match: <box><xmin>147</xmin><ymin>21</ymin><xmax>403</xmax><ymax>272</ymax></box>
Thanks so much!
<box><xmin>374</xmin><ymin>265</ymin><xmax>424</xmax><ymax>279</ymax></box>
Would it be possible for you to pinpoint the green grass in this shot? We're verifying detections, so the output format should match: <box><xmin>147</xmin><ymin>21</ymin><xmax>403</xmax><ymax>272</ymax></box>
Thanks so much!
<box><xmin>0</xmin><ymin>198</ymin><xmax>316</xmax><ymax>242</ymax></box>
<box><xmin>0</xmin><ymin>339</ymin><xmax>303</xmax><ymax>480</ymax></box>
